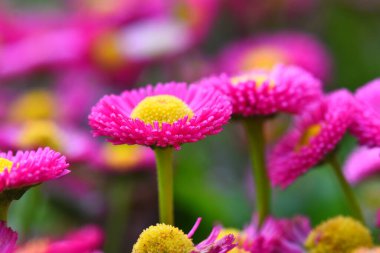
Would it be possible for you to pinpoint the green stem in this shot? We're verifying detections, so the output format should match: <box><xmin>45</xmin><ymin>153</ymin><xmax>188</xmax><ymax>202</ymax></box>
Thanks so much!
<box><xmin>0</xmin><ymin>200</ymin><xmax>10</xmax><ymax>221</ymax></box>
<box><xmin>154</xmin><ymin>147</ymin><xmax>174</xmax><ymax>225</ymax></box>
<box><xmin>243</xmin><ymin>117</ymin><xmax>271</xmax><ymax>227</ymax></box>
<box><xmin>327</xmin><ymin>154</ymin><xmax>365</xmax><ymax>223</ymax></box>
<box><xmin>104</xmin><ymin>176</ymin><xmax>134</xmax><ymax>253</ymax></box>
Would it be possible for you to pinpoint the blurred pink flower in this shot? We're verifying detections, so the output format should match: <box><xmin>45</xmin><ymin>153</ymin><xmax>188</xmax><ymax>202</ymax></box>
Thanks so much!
<box><xmin>350</xmin><ymin>79</ymin><xmax>380</xmax><ymax>148</ymax></box>
<box><xmin>269</xmin><ymin>90</ymin><xmax>356</xmax><ymax>188</ymax></box>
<box><xmin>89</xmin><ymin>82</ymin><xmax>231</xmax><ymax>150</ymax></box>
<box><xmin>344</xmin><ymin>147</ymin><xmax>380</xmax><ymax>185</ymax></box>
<box><xmin>198</xmin><ymin>64</ymin><xmax>322</xmax><ymax>117</ymax></box>
<box><xmin>0</xmin><ymin>121</ymin><xmax>96</xmax><ymax>164</ymax></box>
<box><xmin>218</xmin><ymin>32</ymin><xmax>331</xmax><ymax>81</ymax></box>
<box><xmin>15</xmin><ymin>225</ymin><xmax>103</xmax><ymax>253</ymax></box>
<box><xmin>0</xmin><ymin>222</ymin><xmax>17</xmax><ymax>253</ymax></box>
<box><xmin>0</xmin><ymin>147</ymin><xmax>69</xmax><ymax>192</ymax></box>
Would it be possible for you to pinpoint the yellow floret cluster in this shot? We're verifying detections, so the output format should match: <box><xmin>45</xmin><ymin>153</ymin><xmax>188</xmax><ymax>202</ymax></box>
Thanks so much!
<box><xmin>305</xmin><ymin>216</ymin><xmax>373</xmax><ymax>253</ymax></box>
<box><xmin>131</xmin><ymin>95</ymin><xmax>194</xmax><ymax>125</ymax></box>
<box><xmin>132</xmin><ymin>223</ymin><xmax>195</xmax><ymax>253</ymax></box>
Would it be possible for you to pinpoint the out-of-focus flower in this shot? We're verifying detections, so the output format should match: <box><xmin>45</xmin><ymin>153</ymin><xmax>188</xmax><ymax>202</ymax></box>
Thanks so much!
<box><xmin>0</xmin><ymin>121</ymin><xmax>95</xmax><ymax>163</ymax></box>
<box><xmin>353</xmin><ymin>247</ymin><xmax>380</xmax><ymax>253</ymax></box>
<box><xmin>94</xmin><ymin>143</ymin><xmax>155</xmax><ymax>172</ymax></box>
<box><xmin>236</xmin><ymin>216</ymin><xmax>310</xmax><ymax>253</ymax></box>
<box><xmin>0</xmin><ymin>147</ymin><xmax>69</xmax><ymax>192</ymax></box>
<box><xmin>344</xmin><ymin>147</ymin><xmax>380</xmax><ymax>185</ymax></box>
<box><xmin>199</xmin><ymin>64</ymin><xmax>322</xmax><ymax>117</ymax></box>
<box><xmin>350</xmin><ymin>79</ymin><xmax>380</xmax><ymax>148</ymax></box>
<box><xmin>305</xmin><ymin>216</ymin><xmax>373</xmax><ymax>253</ymax></box>
<box><xmin>225</xmin><ymin>0</ymin><xmax>319</xmax><ymax>29</ymax></box>
<box><xmin>132</xmin><ymin>218</ymin><xmax>236</xmax><ymax>253</ymax></box>
<box><xmin>15</xmin><ymin>225</ymin><xmax>103</xmax><ymax>253</ymax></box>
<box><xmin>269</xmin><ymin>90</ymin><xmax>356</xmax><ymax>188</ymax></box>
<box><xmin>89</xmin><ymin>82</ymin><xmax>231</xmax><ymax>150</ymax></box>
<box><xmin>0</xmin><ymin>222</ymin><xmax>17</xmax><ymax>253</ymax></box>
<box><xmin>218</xmin><ymin>32</ymin><xmax>331</xmax><ymax>81</ymax></box>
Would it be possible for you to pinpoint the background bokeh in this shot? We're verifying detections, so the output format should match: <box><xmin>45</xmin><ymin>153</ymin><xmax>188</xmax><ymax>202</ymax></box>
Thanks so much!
<box><xmin>2</xmin><ymin>0</ymin><xmax>380</xmax><ymax>251</ymax></box>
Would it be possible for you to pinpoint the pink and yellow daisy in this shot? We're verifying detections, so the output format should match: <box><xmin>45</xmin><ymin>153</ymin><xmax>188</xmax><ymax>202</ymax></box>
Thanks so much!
<box><xmin>269</xmin><ymin>90</ymin><xmax>356</xmax><ymax>188</ymax></box>
<box><xmin>0</xmin><ymin>147</ymin><xmax>69</xmax><ymax>193</ymax></box>
<box><xmin>199</xmin><ymin>64</ymin><xmax>322</xmax><ymax>117</ymax></box>
<box><xmin>89</xmin><ymin>82</ymin><xmax>231</xmax><ymax>225</ymax></box>
<box><xmin>350</xmin><ymin>79</ymin><xmax>380</xmax><ymax>148</ymax></box>
<box><xmin>218</xmin><ymin>32</ymin><xmax>331</xmax><ymax>81</ymax></box>
<box><xmin>89</xmin><ymin>82</ymin><xmax>231</xmax><ymax>150</ymax></box>
<box><xmin>132</xmin><ymin>218</ymin><xmax>236</xmax><ymax>253</ymax></box>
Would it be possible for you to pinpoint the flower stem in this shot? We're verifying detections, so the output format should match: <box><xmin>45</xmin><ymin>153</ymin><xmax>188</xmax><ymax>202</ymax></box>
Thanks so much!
<box><xmin>243</xmin><ymin>117</ymin><xmax>271</xmax><ymax>227</ymax></box>
<box><xmin>154</xmin><ymin>147</ymin><xmax>174</xmax><ymax>225</ymax></box>
<box><xmin>0</xmin><ymin>199</ymin><xmax>10</xmax><ymax>221</ymax></box>
<box><xmin>104</xmin><ymin>175</ymin><xmax>134</xmax><ymax>253</ymax></box>
<box><xmin>327</xmin><ymin>154</ymin><xmax>364</xmax><ymax>223</ymax></box>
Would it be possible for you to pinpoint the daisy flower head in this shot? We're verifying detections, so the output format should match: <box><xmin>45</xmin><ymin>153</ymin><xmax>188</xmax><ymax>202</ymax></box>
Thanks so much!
<box><xmin>0</xmin><ymin>222</ymin><xmax>17</xmax><ymax>253</ymax></box>
<box><xmin>269</xmin><ymin>90</ymin><xmax>356</xmax><ymax>188</ymax></box>
<box><xmin>199</xmin><ymin>64</ymin><xmax>322</xmax><ymax>117</ymax></box>
<box><xmin>218</xmin><ymin>32</ymin><xmax>331</xmax><ymax>81</ymax></box>
<box><xmin>350</xmin><ymin>79</ymin><xmax>380</xmax><ymax>148</ymax></box>
<box><xmin>0</xmin><ymin>147</ymin><xmax>69</xmax><ymax>193</ymax></box>
<box><xmin>305</xmin><ymin>216</ymin><xmax>373</xmax><ymax>253</ymax></box>
<box><xmin>132</xmin><ymin>218</ymin><xmax>236</xmax><ymax>253</ymax></box>
<box><xmin>89</xmin><ymin>82</ymin><xmax>232</xmax><ymax>150</ymax></box>
<box><xmin>344</xmin><ymin>146</ymin><xmax>380</xmax><ymax>184</ymax></box>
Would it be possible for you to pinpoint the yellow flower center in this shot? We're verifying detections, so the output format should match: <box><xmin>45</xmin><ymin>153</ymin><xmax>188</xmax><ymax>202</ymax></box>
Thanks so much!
<box><xmin>18</xmin><ymin>120</ymin><xmax>61</xmax><ymax>150</ymax></box>
<box><xmin>9</xmin><ymin>90</ymin><xmax>56</xmax><ymax>122</ymax></box>
<box><xmin>230</xmin><ymin>73</ymin><xmax>275</xmax><ymax>89</ymax></box>
<box><xmin>0</xmin><ymin>158</ymin><xmax>13</xmax><ymax>174</ymax></box>
<box><xmin>295</xmin><ymin>124</ymin><xmax>321</xmax><ymax>151</ymax></box>
<box><xmin>132</xmin><ymin>223</ymin><xmax>194</xmax><ymax>253</ymax></box>
<box><xmin>103</xmin><ymin>143</ymin><xmax>144</xmax><ymax>170</ymax></box>
<box><xmin>305</xmin><ymin>216</ymin><xmax>373</xmax><ymax>253</ymax></box>
<box><xmin>92</xmin><ymin>32</ymin><xmax>125</xmax><ymax>69</ymax></box>
<box><xmin>130</xmin><ymin>95</ymin><xmax>194</xmax><ymax>125</ymax></box>
<box><xmin>241</xmin><ymin>47</ymin><xmax>287</xmax><ymax>71</ymax></box>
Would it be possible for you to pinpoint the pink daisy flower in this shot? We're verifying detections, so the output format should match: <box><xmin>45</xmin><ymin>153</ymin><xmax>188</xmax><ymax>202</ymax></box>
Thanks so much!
<box><xmin>0</xmin><ymin>147</ymin><xmax>69</xmax><ymax>192</ymax></box>
<box><xmin>132</xmin><ymin>218</ymin><xmax>236</xmax><ymax>253</ymax></box>
<box><xmin>226</xmin><ymin>215</ymin><xmax>310</xmax><ymax>253</ymax></box>
<box><xmin>15</xmin><ymin>225</ymin><xmax>103</xmax><ymax>253</ymax></box>
<box><xmin>269</xmin><ymin>90</ymin><xmax>356</xmax><ymax>188</ymax></box>
<box><xmin>218</xmin><ymin>32</ymin><xmax>331</xmax><ymax>81</ymax></box>
<box><xmin>0</xmin><ymin>222</ymin><xmax>17</xmax><ymax>253</ymax></box>
<box><xmin>350</xmin><ymin>79</ymin><xmax>380</xmax><ymax>148</ymax></box>
<box><xmin>344</xmin><ymin>147</ymin><xmax>380</xmax><ymax>185</ymax></box>
<box><xmin>198</xmin><ymin>64</ymin><xmax>322</xmax><ymax>117</ymax></box>
<box><xmin>89</xmin><ymin>82</ymin><xmax>232</xmax><ymax>150</ymax></box>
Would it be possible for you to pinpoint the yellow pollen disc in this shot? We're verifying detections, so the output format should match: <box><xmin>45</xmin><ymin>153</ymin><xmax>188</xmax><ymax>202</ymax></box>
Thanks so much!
<box><xmin>305</xmin><ymin>216</ymin><xmax>373</xmax><ymax>253</ymax></box>
<box><xmin>295</xmin><ymin>124</ymin><xmax>321</xmax><ymax>151</ymax></box>
<box><xmin>92</xmin><ymin>32</ymin><xmax>125</xmax><ymax>69</ymax></box>
<box><xmin>0</xmin><ymin>158</ymin><xmax>13</xmax><ymax>174</ymax></box>
<box><xmin>9</xmin><ymin>90</ymin><xmax>56</xmax><ymax>123</ymax></box>
<box><xmin>230</xmin><ymin>73</ymin><xmax>275</xmax><ymax>89</ymax></box>
<box><xmin>131</xmin><ymin>95</ymin><xmax>194</xmax><ymax>125</ymax></box>
<box><xmin>18</xmin><ymin>120</ymin><xmax>61</xmax><ymax>150</ymax></box>
<box><xmin>103</xmin><ymin>143</ymin><xmax>144</xmax><ymax>170</ymax></box>
<box><xmin>15</xmin><ymin>238</ymin><xmax>49</xmax><ymax>253</ymax></box>
<box><xmin>216</xmin><ymin>228</ymin><xmax>248</xmax><ymax>253</ymax></box>
<box><xmin>241</xmin><ymin>47</ymin><xmax>287</xmax><ymax>71</ymax></box>
<box><xmin>132</xmin><ymin>223</ymin><xmax>194</xmax><ymax>253</ymax></box>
